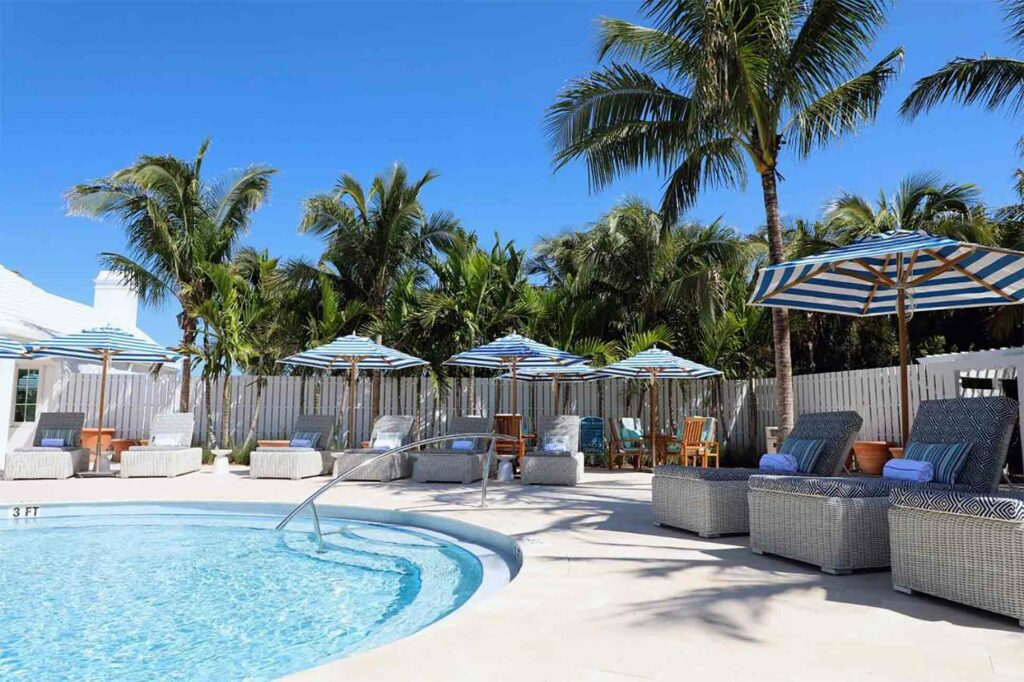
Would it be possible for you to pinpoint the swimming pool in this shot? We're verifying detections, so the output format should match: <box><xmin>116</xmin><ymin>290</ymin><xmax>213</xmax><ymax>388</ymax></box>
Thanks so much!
<box><xmin>0</xmin><ymin>502</ymin><xmax>519</xmax><ymax>681</ymax></box>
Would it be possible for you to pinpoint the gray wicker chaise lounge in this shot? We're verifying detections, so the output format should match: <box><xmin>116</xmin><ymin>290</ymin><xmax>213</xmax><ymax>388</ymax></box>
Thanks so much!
<box><xmin>749</xmin><ymin>397</ymin><xmax>1017</xmax><ymax>574</ymax></box>
<box><xmin>120</xmin><ymin>412</ymin><xmax>203</xmax><ymax>478</ymax></box>
<box><xmin>333</xmin><ymin>415</ymin><xmax>417</xmax><ymax>481</ymax></box>
<box><xmin>652</xmin><ymin>411</ymin><xmax>863</xmax><ymax>537</ymax></box>
<box><xmin>411</xmin><ymin>416</ymin><xmax>495</xmax><ymax>484</ymax></box>
<box><xmin>249</xmin><ymin>414</ymin><xmax>337</xmax><ymax>480</ymax></box>
<box><xmin>521</xmin><ymin>415</ymin><xmax>584</xmax><ymax>486</ymax></box>
<box><xmin>890</xmin><ymin>487</ymin><xmax>1024</xmax><ymax>627</ymax></box>
<box><xmin>3</xmin><ymin>412</ymin><xmax>89</xmax><ymax>480</ymax></box>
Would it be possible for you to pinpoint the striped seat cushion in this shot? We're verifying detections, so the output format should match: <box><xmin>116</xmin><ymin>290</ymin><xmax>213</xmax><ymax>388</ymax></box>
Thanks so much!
<box><xmin>291</xmin><ymin>431</ymin><xmax>321</xmax><ymax>448</ymax></box>
<box><xmin>779</xmin><ymin>438</ymin><xmax>825</xmax><ymax>473</ymax></box>
<box><xmin>904</xmin><ymin>441</ymin><xmax>971</xmax><ymax>485</ymax></box>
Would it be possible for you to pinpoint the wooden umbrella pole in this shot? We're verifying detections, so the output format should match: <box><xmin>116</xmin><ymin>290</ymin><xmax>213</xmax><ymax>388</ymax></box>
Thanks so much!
<box><xmin>94</xmin><ymin>352</ymin><xmax>110</xmax><ymax>470</ymax></box>
<box><xmin>510</xmin><ymin>358</ymin><xmax>518</xmax><ymax>415</ymax></box>
<box><xmin>650</xmin><ymin>371</ymin><xmax>658</xmax><ymax>468</ymax></box>
<box><xmin>554</xmin><ymin>377</ymin><xmax>561</xmax><ymax>415</ymax></box>
<box><xmin>897</xmin><ymin>288</ymin><xmax>911</xmax><ymax>445</ymax></box>
<box><xmin>347</xmin><ymin>361</ymin><xmax>358</xmax><ymax>449</ymax></box>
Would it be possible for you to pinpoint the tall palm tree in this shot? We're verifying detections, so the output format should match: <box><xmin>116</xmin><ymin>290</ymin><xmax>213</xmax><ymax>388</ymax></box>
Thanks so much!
<box><xmin>299</xmin><ymin>163</ymin><xmax>457</xmax><ymax>416</ymax></box>
<box><xmin>902</xmin><ymin>0</ymin><xmax>1024</xmax><ymax>121</ymax></box>
<box><xmin>546</xmin><ymin>0</ymin><xmax>903</xmax><ymax>435</ymax></box>
<box><xmin>66</xmin><ymin>139</ymin><xmax>275</xmax><ymax>411</ymax></box>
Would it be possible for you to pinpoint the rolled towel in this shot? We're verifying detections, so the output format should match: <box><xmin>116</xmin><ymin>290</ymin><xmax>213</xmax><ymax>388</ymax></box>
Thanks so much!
<box><xmin>759</xmin><ymin>453</ymin><xmax>798</xmax><ymax>473</ymax></box>
<box><xmin>40</xmin><ymin>437</ymin><xmax>65</xmax><ymax>447</ymax></box>
<box><xmin>883</xmin><ymin>458</ymin><xmax>934</xmax><ymax>483</ymax></box>
<box><xmin>451</xmin><ymin>439</ymin><xmax>474</xmax><ymax>451</ymax></box>
<box><xmin>289</xmin><ymin>438</ymin><xmax>313</xmax><ymax>448</ymax></box>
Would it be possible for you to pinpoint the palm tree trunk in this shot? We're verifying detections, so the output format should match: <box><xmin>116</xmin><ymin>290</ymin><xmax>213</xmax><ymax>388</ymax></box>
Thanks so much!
<box><xmin>202</xmin><ymin>326</ymin><xmax>215</xmax><ymax>449</ymax></box>
<box><xmin>179</xmin><ymin>316</ymin><xmax>197</xmax><ymax>413</ymax></box>
<box><xmin>243</xmin><ymin>376</ymin><xmax>265</xmax><ymax>452</ymax></box>
<box><xmin>467</xmin><ymin>368</ymin><xmax>476</xmax><ymax>414</ymax></box>
<box><xmin>221</xmin><ymin>370</ymin><xmax>232</xmax><ymax>448</ymax></box>
<box><xmin>760</xmin><ymin>170</ymin><xmax>795</xmax><ymax>440</ymax></box>
<box><xmin>298</xmin><ymin>373</ymin><xmax>307</xmax><ymax>415</ymax></box>
<box><xmin>313</xmin><ymin>372</ymin><xmax>323</xmax><ymax>414</ymax></box>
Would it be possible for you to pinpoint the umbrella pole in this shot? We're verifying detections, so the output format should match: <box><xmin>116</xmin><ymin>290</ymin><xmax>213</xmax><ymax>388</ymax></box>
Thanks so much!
<box><xmin>554</xmin><ymin>378</ymin><xmax>561</xmax><ymax>415</ymax></box>
<box><xmin>94</xmin><ymin>352</ymin><xmax>109</xmax><ymax>471</ymax></box>
<box><xmin>650</xmin><ymin>372</ymin><xmax>658</xmax><ymax>468</ymax></box>
<box><xmin>511</xmin><ymin>359</ymin><xmax>518</xmax><ymax>415</ymax></box>
<box><xmin>897</xmin><ymin>289</ymin><xmax>910</xmax><ymax>445</ymax></box>
<box><xmin>348</xmin><ymin>363</ymin><xmax>357</xmax><ymax>449</ymax></box>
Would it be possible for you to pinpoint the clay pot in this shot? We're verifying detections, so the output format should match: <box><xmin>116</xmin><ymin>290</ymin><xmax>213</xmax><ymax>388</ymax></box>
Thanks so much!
<box><xmin>888</xmin><ymin>447</ymin><xmax>904</xmax><ymax>460</ymax></box>
<box><xmin>853</xmin><ymin>440</ymin><xmax>891</xmax><ymax>475</ymax></box>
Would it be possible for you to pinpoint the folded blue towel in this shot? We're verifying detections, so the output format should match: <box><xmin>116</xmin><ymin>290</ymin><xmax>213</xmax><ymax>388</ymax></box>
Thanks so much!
<box><xmin>759</xmin><ymin>453</ymin><xmax>798</xmax><ymax>472</ymax></box>
<box><xmin>40</xmin><ymin>437</ymin><xmax>65</xmax><ymax>447</ymax></box>
<box><xmin>883</xmin><ymin>458</ymin><xmax>934</xmax><ymax>482</ymax></box>
<box><xmin>289</xmin><ymin>438</ymin><xmax>313</xmax><ymax>448</ymax></box>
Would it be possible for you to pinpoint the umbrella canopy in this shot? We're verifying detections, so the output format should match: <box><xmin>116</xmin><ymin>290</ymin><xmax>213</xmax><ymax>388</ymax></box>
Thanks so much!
<box><xmin>750</xmin><ymin>229</ymin><xmax>1024</xmax><ymax>442</ymax></box>
<box><xmin>27</xmin><ymin>326</ymin><xmax>181</xmax><ymax>469</ymax></box>
<box><xmin>280</xmin><ymin>334</ymin><xmax>428</xmax><ymax>447</ymax></box>
<box><xmin>445</xmin><ymin>333</ymin><xmax>585</xmax><ymax>414</ymax></box>
<box><xmin>0</xmin><ymin>337</ymin><xmax>29</xmax><ymax>360</ymax></box>
<box><xmin>600</xmin><ymin>349</ymin><xmax>722</xmax><ymax>466</ymax></box>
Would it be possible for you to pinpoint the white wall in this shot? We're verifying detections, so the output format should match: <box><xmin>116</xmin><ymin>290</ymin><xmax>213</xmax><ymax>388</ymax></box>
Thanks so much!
<box><xmin>92</xmin><ymin>270</ymin><xmax>139</xmax><ymax>329</ymax></box>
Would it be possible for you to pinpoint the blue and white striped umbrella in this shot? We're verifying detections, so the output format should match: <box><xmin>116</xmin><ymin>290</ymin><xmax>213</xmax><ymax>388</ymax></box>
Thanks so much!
<box><xmin>26</xmin><ymin>326</ymin><xmax>180</xmax><ymax>468</ymax></box>
<box><xmin>599</xmin><ymin>349</ymin><xmax>721</xmax><ymax>466</ymax></box>
<box><xmin>445</xmin><ymin>333</ymin><xmax>585</xmax><ymax>414</ymax></box>
<box><xmin>444</xmin><ymin>333</ymin><xmax>585</xmax><ymax>370</ymax></box>
<box><xmin>0</xmin><ymin>337</ymin><xmax>29</xmax><ymax>360</ymax></box>
<box><xmin>280</xmin><ymin>334</ymin><xmax>428</xmax><ymax>448</ymax></box>
<box><xmin>750</xmin><ymin>229</ymin><xmax>1024</xmax><ymax>316</ymax></box>
<box><xmin>599</xmin><ymin>348</ymin><xmax>722</xmax><ymax>379</ymax></box>
<box><xmin>280</xmin><ymin>334</ymin><xmax>428</xmax><ymax>371</ymax></box>
<box><xmin>26</xmin><ymin>325</ymin><xmax>181</xmax><ymax>364</ymax></box>
<box><xmin>750</xmin><ymin>229</ymin><xmax>1024</xmax><ymax>442</ymax></box>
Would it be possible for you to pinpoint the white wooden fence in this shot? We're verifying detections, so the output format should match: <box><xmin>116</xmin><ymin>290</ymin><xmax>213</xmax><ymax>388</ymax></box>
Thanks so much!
<box><xmin>50</xmin><ymin>362</ymin><xmax>1016</xmax><ymax>459</ymax></box>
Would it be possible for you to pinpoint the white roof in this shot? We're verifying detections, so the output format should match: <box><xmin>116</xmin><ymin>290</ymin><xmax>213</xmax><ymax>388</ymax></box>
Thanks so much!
<box><xmin>918</xmin><ymin>346</ymin><xmax>1024</xmax><ymax>369</ymax></box>
<box><xmin>0</xmin><ymin>265</ymin><xmax>159</xmax><ymax>345</ymax></box>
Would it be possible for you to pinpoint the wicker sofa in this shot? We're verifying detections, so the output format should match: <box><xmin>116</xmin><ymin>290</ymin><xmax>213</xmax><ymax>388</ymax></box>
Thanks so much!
<box><xmin>521</xmin><ymin>415</ymin><xmax>584</xmax><ymax>486</ymax></box>
<box><xmin>411</xmin><ymin>416</ymin><xmax>495</xmax><ymax>484</ymax></box>
<box><xmin>120</xmin><ymin>413</ymin><xmax>203</xmax><ymax>478</ymax></box>
<box><xmin>890</xmin><ymin>487</ymin><xmax>1024</xmax><ymax>627</ymax></box>
<box><xmin>652</xmin><ymin>411</ymin><xmax>863</xmax><ymax>537</ymax></box>
<box><xmin>249</xmin><ymin>414</ymin><xmax>337</xmax><ymax>480</ymax></box>
<box><xmin>333</xmin><ymin>415</ymin><xmax>417</xmax><ymax>481</ymax></box>
<box><xmin>749</xmin><ymin>397</ymin><xmax>1018</xmax><ymax>574</ymax></box>
<box><xmin>3</xmin><ymin>412</ymin><xmax>89</xmax><ymax>480</ymax></box>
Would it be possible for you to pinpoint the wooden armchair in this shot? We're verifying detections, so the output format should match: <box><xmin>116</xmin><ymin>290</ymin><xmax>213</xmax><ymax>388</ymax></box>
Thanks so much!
<box><xmin>661</xmin><ymin>417</ymin><xmax>706</xmax><ymax>466</ymax></box>
<box><xmin>494</xmin><ymin>414</ymin><xmax>527</xmax><ymax>465</ymax></box>
<box><xmin>608</xmin><ymin>418</ymin><xmax>644</xmax><ymax>470</ymax></box>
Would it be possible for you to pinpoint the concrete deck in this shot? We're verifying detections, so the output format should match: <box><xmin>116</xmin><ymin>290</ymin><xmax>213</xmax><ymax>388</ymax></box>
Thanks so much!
<box><xmin>2</xmin><ymin>466</ymin><xmax>1022</xmax><ymax>681</ymax></box>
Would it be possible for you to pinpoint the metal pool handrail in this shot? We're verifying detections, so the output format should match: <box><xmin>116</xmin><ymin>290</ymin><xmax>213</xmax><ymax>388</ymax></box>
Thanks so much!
<box><xmin>276</xmin><ymin>432</ymin><xmax>518</xmax><ymax>551</ymax></box>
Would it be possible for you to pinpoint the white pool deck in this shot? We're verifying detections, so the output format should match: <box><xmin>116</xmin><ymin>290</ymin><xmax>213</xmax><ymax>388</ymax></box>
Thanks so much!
<box><xmin>2</xmin><ymin>466</ymin><xmax>1022</xmax><ymax>681</ymax></box>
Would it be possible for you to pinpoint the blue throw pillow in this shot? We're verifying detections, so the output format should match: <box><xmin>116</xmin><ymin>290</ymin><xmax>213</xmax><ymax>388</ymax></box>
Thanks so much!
<box><xmin>904</xmin><ymin>441</ymin><xmax>971</xmax><ymax>485</ymax></box>
<box><xmin>290</xmin><ymin>431</ymin><xmax>320</xmax><ymax>449</ymax></box>
<box><xmin>779</xmin><ymin>438</ymin><xmax>825</xmax><ymax>473</ymax></box>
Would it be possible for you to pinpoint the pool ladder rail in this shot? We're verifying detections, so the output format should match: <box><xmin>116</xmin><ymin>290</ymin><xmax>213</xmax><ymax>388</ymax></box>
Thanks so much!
<box><xmin>276</xmin><ymin>433</ymin><xmax>518</xmax><ymax>552</ymax></box>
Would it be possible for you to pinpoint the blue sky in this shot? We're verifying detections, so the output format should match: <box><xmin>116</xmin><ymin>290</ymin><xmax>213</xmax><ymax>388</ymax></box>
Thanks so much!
<box><xmin>2</xmin><ymin>1</ymin><xmax>1022</xmax><ymax>347</ymax></box>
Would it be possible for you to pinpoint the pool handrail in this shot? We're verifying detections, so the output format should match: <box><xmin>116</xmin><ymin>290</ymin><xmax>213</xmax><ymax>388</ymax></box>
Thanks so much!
<box><xmin>276</xmin><ymin>432</ymin><xmax>518</xmax><ymax>550</ymax></box>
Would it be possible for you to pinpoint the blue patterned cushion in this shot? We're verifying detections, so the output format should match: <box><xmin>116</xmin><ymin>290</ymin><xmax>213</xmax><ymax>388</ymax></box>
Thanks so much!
<box><xmin>749</xmin><ymin>474</ymin><xmax>970</xmax><ymax>499</ymax></box>
<box><xmin>779</xmin><ymin>438</ymin><xmax>825</xmax><ymax>473</ymax></box>
<box><xmin>654</xmin><ymin>465</ymin><xmax>761</xmax><ymax>482</ymax></box>
<box><xmin>786</xmin><ymin>411</ymin><xmax>863</xmax><ymax>475</ymax></box>
<box><xmin>904</xmin><ymin>441</ymin><xmax>971</xmax><ymax>485</ymax></box>
<box><xmin>890</xmin><ymin>488</ymin><xmax>1024</xmax><ymax>521</ymax></box>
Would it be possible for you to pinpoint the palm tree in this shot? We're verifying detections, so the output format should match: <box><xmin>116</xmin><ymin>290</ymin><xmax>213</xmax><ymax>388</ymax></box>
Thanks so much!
<box><xmin>823</xmin><ymin>172</ymin><xmax>991</xmax><ymax>243</ymax></box>
<box><xmin>66</xmin><ymin>139</ymin><xmax>275</xmax><ymax>411</ymax></box>
<box><xmin>902</xmin><ymin>0</ymin><xmax>1024</xmax><ymax>121</ymax></box>
<box><xmin>299</xmin><ymin>163</ymin><xmax>456</xmax><ymax>416</ymax></box>
<box><xmin>546</xmin><ymin>0</ymin><xmax>903</xmax><ymax>436</ymax></box>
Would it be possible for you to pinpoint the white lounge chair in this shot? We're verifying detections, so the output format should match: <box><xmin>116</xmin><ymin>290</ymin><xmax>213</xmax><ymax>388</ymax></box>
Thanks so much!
<box><xmin>411</xmin><ymin>416</ymin><xmax>495</xmax><ymax>484</ymax></box>
<box><xmin>249</xmin><ymin>414</ymin><xmax>337</xmax><ymax>480</ymax></box>
<box><xmin>333</xmin><ymin>415</ymin><xmax>417</xmax><ymax>481</ymax></box>
<box><xmin>120</xmin><ymin>413</ymin><xmax>202</xmax><ymax>478</ymax></box>
<box><xmin>3</xmin><ymin>412</ymin><xmax>89</xmax><ymax>480</ymax></box>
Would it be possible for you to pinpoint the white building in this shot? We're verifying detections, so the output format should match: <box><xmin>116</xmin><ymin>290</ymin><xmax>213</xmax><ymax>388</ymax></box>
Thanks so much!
<box><xmin>0</xmin><ymin>265</ymin><xmax>173</xmax><ymax>465</ymax></box>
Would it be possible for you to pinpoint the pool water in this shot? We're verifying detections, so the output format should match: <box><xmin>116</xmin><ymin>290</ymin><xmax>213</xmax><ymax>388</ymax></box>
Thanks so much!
<box><xmin>0</xmin><ymin>511</ymin><xmax>486</xmax><ymax>681</ymax></box>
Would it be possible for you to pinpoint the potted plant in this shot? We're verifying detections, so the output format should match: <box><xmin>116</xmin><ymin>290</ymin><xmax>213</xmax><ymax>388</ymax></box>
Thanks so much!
<box><xmin>852</xmin><ymin>440</ymin><xmax>890</xmax><ymax>475</ymax></box>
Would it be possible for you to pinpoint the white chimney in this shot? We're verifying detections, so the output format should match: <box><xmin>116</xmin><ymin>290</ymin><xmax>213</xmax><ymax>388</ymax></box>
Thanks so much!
<box><xmin>93</xmin><ymin>270</ymin><xmax>139</xmax><ymax>329</ymax></box>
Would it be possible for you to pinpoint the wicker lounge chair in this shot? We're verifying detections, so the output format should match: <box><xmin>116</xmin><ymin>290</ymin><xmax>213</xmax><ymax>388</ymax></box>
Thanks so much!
<box><xmin>3</xmin><ymin>412</ymin><xmax>89</xmax><ymax>480</ymax></box>
<box><xmin>889</xmin><ymin>487</ymin><xmax>1024</xmax><ymax>627</ymax></box>
<box><xmin>749</xmin><ymin>397</ymin><xmax>1017</xmax><ymax>574</ymax></box>
<box><xmin>411</xmin><ymin>416</ymin><xmax>495</xmax><ymax>484</ymax></box>
<box><xmin>249</xmin><ymin>414</ymin><xmax>336</xmax><ymax>480</ymax></box>
<box><xmin>333</xmin><ymin>415</ymin><xmax>417</xmax><ymax>481</ymax></box>
<box><xmin>120</xmin><ymin>413</ymin><xmax>202</xmax><ymax>478</ymax></box>
<box><xmin>521</xmin><ymin>415</ymin><xmax>584</xmax><ymax>486</ymax></box>
<box><xmin>652</xmin><ymin>410</ymin><xmax>862</xmax><ymax>538</ymax></box>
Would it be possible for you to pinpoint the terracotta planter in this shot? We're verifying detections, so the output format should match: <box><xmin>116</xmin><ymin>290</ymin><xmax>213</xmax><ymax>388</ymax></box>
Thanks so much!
<box><xmin>889</xmin><ymin>447</ymin><xmax>904</xmax><ymax>460</ymax></box>
<box><xmin>853</xmin><ymin>440</ymin><xmax>890</xmax><ymax>475</ymax></box>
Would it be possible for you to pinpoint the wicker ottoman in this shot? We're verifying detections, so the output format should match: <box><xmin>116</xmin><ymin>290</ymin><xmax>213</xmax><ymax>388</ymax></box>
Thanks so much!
<box><xmin>120</xmin><ymin>447</ymin><xmax>203</xmax><ymax>478</ymax></box>
<box><xmin>521</xmin><ymin>452</ymin><xmax>584</xmax><ymax>486</ymax></box>
<box><xmin>890</xmin><ymin>488</ymin><xmax>1024</xmax><ymax>627</ymax></box>
<box><xmin>333</xmin><ymin>450</ymin><xmax>411</xmax><ymax>481</ymax></box>
<box><xmin>249</xmin><ymin>449</ymin><xmax>327</xmax><ymax>480</ymax></box>
<box><xmin>4</xmin><ymin>448</ymin><xmax>90</xmax><ymax>480</ymax></box>
<box><xmin>412</xmin><ymin>452</ymin><xmax>493</xmax><ymax>484</ymax></box>
<box><xmin>652</xmin><ymin>466</ymin><xmax>760</xmax><ymax>537</ymax></box>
